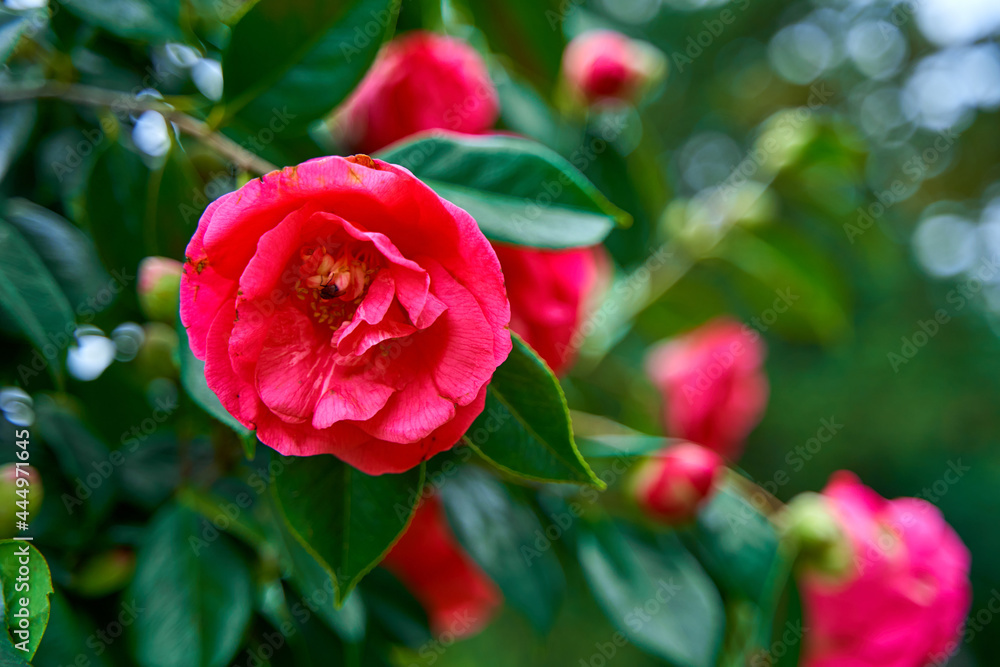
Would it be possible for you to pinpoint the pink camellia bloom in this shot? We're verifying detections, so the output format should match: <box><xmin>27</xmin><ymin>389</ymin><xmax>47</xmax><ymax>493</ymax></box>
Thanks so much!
<box><xmin>180</xmin><ymin>155</ymin><xmax>511</xmax><ymax>475</ymax></box>
<box><xmin>491</xmin><ymin>244</ymin><xmax>607</xmax><ymax>375</ymax></box>
<box><xmin>332</xmin><ymin>31</ymin><xmax>499</xmax><ymax>153</ymax></box>
<box><xmin>383</xmin><ymin>495</ymin><xmax>502</xmax><ymax>637</ymax></box>
<box><xmin>631</xmin><ymin>442</ymin><xmax>723</xmax><ymax>523</ymax></box>
<box><xmin>645</xmin><ymin>318</ymin><xmax>768</xmax><ymax>460</ymax></box>
<box><xmin>562</xmin><ymin>30</ymin><xmax>665</xmax><ymax>105</ymax></box>
<box><xmin>801</xmin><ymin>472</ymin><xmax>972</xmax><ymax>667</ymax></box>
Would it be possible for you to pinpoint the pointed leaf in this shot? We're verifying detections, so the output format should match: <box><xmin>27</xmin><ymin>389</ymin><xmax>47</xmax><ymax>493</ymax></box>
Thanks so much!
<box><xmin>0</xmin><ymin>540</ymin><xmax>52</xmax><ymax>660</ymax></box>
<box><xmin>272</xmin><ymin>454</ymin><xmax>424</xmax><ymax>604</ymax></box>
<box><xmin>376</xmin><ymin>132</ymin><xmax>629</xmax><ymax>248</ymax></box>
<box><xmin>465</xmin><ymin>334</ymin><xmax>602</xmax><ymax>487</ymax></box>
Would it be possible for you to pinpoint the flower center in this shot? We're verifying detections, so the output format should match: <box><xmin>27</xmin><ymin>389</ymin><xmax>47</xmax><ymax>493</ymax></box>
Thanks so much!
<box><xmin>295</xmin><ymin>245</ymin><xmax>377</xmax><ymax>329</ymax></box>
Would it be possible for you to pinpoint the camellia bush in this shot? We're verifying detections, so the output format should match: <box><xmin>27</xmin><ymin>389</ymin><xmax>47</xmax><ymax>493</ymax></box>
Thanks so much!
<box><xmin>1</xmin><ymin>0</ymin><xmax>998</xmax><ymax>665</ymax></box>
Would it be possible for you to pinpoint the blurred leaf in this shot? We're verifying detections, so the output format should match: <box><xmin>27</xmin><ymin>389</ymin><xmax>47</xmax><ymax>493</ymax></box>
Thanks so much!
<box><xmin>0</xmin><ymin>540</ymin><xmax>52</xmax><ymax>659</ymax></box>
<box><xmin>712</xmin><ymin>227</ymin><xmax>851</xmax><ymax>344</ymax></box>
<box><xmin>32</xmin><ymin>590</ymin><xmax>111</xmax><ymax>667</ymax></box>
<box><xmin>272</xmin><ymin>454</ymin><xmax>424</xmax><ymax>605</ymax></box>
<box><xmin>577</xmin><ymin>521</ymin><xmax>724</xmax><ymax>667</ymax></box>
<box><xmin>441</xmin><ymin>467</ymin><xmax>565</xmax><ymax>634</ymax></box>
<box><xmin>223</xmin><ymin>0</ymin><xmax>399</xmax><ymax>132</ymax></box>
<box><xmin>177</xmin><ymin>320</ymin><xmax>256</xmax><ymax>446</ymax></box>
<box><xmin>0</xmin><ymin>103</ymin><xmax>35</xmax><ymax>183</ymax></box>
<box><xmin>33</xmin><ymin>396</ymin><xmax>115</xmax><ymax>526</ymax></box>
<box><xmin>131</xmin><ymin>505</ymin><xmax>253</xmax><ymax>667</ymax></box>
<box><xmin>375</xmin><ymin>132</ymin><xmax>629</xmax><ymax>248</ymax></box>
<box><xmin>462</xmin><ymin>0</ymin><xmax>564</xmax><ymax>87</ymax></box>
<box><xmin>82</xmin><ymin>139</ymin><xmax>148</xmax><ymax>275</ymax></box>
<box><xmin>494</xmin><ymin>67</ymin><xmax>561</xmax><ymax>146</ymax></box>
<box><xmin>689</xmin><ymin>480</ymin><xmax>780</xmax><ymax>603</ymax></box>
<box><xmin>3</xmin><ymin>198</ymin><xmax>111</xmax><ymax>310</ymax></box>
<box><xmin>0</xmin><ymin>640</ymin><xmax>32</xmax><ymax>666</ymax></box>
<box><xmin>0</xmin><ymin>221</ymin><xmax>74</xmax><ymax>384</ymax></box>
<box><xmin>60</xmin><ymin>0</ymin><xmax>181</xmax><ymax>42</ymax></box>
<box><xmin>275</xmin><ymin>514</ymin><xmax>367</xmax><ymax>643</ymax></box>
<box><xmin>0</xmin><ymin>8</ymin><xmax>45</xmax><ymax>64</ymax></box>
<box><xmin>577</xmin><ymin>434</ymin><xmax>667</xmax><ymax>458</ymax></box>
<box><xmin>465</xmin><ymin>334</ymin><xmax>603</xmax><ymax>487</ymax></box>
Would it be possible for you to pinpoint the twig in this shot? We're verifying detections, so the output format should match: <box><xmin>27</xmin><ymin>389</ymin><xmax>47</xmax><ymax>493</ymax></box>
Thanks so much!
<box><xmin>0</xmin><ymin>82</ymin><xmax>279</xmax><ymax>175</ymax></box>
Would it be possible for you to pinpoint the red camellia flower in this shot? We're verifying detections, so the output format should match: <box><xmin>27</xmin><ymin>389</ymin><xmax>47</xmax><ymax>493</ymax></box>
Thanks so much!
<box><xmin>332</xmin><ymin>31</ymin><xmax>499</xmax><ymax>153</ymax></box>
<box><xmin>180</xmin><ymin>155</ymin><xmax>511</xmax><ymax>474</ymax></box>
<box><xmin>562</xmin><ymin>30</ymin><xmax>665</xmax><ymax>105</ymax></box>
<box><xmin>383</xmin><ymin>495</ymin><xmax>502</xmax><ymax>636</ymax></box>
<box><xmin>801</xmin><ymin>472</ymin><xmax>971</xmax><ymax>667</ymax></box>
<box><xmin>631</xmin><ymin>442</ymin><xmax>723</xmax><ymax>523</ymax></box>
<box><xmin>491</xmin><ymin>244</ymin><xmax>607</xmax><ymax>375</ymax></box>
<box><xmin>645</xmin><ymin>318</ymin><xmax>768</xmax><ymax>460</ymax></box>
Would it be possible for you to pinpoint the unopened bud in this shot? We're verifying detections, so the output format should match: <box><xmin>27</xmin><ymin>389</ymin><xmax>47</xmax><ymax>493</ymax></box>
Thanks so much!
<box><xmin>0</xmin><ymin>464</ymin><xmax>42</xmax><ymax>538</ymax></box>
<box><xmin>631</xmin><ymin>442</ymin><xmax>723</xmax><ymax>523</ymax></box>
<box><xmin>137</xmin><ymin>256</ymin><xmax>183</xmax><ymax>323</ymax></box>
<box><xmin>73</xmin><ymin>548</ymin><xmax>136</xmax><ymax>597</ymax></box>
<box><xmin>779</xmin><ymin>492</ymin><xmax>853</xmax><ymax>579</ymax></box>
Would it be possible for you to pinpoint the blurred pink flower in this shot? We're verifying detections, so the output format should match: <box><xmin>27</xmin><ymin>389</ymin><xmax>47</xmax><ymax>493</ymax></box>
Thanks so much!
<box><xmin>332</xmin><ymin>31</ymin><xmax>499</xmax><ymax>153</ymax></box>
<box><xmin>631</xmin><ymin>442</ymin><xmax>723</xmax><ymax>523</ymax></box>
<box><xmin>802</xmin><ymin>471</ymin><xmax>972</xmax><ymax>667</ymax></box>
<box><xmin>562</xmin><ymin>30</ymin><xmax>664</xmax><ymax>105</ymax></box>
<box><xmin>383</xmin><ymin>495</ymin><xmax>502</xmax><ymax>637</ymax></box>
<box><xmin>646</xmin><ymin>318</ymin><xmax>768</xmax><ymax>460</ymax></box>
<box><xmin>491</xmin><ymin>244</ymin><xmax>607</xmax><ymax>375</ymax></box>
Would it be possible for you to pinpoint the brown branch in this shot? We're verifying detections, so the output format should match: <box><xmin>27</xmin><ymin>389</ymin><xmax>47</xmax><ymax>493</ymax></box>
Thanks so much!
<box><xmin>0</xmin><ymin>82</ymin><xmax>279</xmax><ymax>175</ymax></box>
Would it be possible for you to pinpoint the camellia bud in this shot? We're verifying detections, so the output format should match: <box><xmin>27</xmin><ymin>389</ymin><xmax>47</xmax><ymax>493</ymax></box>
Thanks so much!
<box><xmin>562</xmin><ymin>30</ymin><xmax>666</xmax><ymax>106</ymax></box>
<box><xmin>138</xmin><ymin>256</ymin><xmax>183</xmax><ymax>323</ymax></box>
<box><xmin>631</xmin><ymin>442</ymin><xmax>723</xmax><ymax>523</ymax></box>
<box><xmin>134</xmin><ymin>322</ymin><xmax>180</xmax><ymax>380</ymax></box>
<box><xmin>0</xmin><ymin>464</ymin><xmax>42</xmax><ymax>538</ymax></box>
<box><xmin>73</xmin><ymin>548</ymin><xmax>136</xmax><ymax>597</ymax></box>
<box><xmin>779</xmin><ymin>492</ymin><xmax>852</xmax><ymax>579</ymax></box>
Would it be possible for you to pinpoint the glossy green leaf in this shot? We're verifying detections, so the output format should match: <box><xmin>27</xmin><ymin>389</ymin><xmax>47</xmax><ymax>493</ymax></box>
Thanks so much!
<box><xmin>82</xmin><ymin>139</ymin><xmax>148</xmax><ymax>275</ymax></box>
<box><xmin>375</xmin><ymin>132</ymin><xmax>629</xmax><ymax>248</ymax></box>
<box><xmin>441</xmin><ymin>467</ymin><xmax>565</xmax><ymax>634</ymax></box>
<box><xmin>0</xmin><ymin>221</ymin><xmax>75</xmax><ymax>383</ymax></box>
<box><xmin>130</xmin><ymin>505</ymin><xmax>253</xmax><ymax>667</ymax></box>
<box><xmin>4</xmin><ymin>199</ymin><xmax>111</xmax><ymax>310</ymax></box>
<box><xmin>177</xmin><ymin>320</ymin><xmax>256</xmax><ymax>447</ymax></box>
<box><xmin>275</xmin><ymin>514</ymin><xmax>367</xmax><ymax>643</ymax></box>
<box><xmin>690</xmin><ymin>480</ymin><xmax>781</xmax><ymax>604</ymax></box>
<box><xmin>223</xmin><ymin>0</ymin><xmax>398</xmax><ymax>132</ymax></box>
<box><xmin>0</xmin><ymin>540</ymin><xmax>53</xmax><ymax>659</ymax></box>
<box><xmin>0</xmin><ymin>103</ymin><xmax>35</xmax><ymax>183</ymax></box>
<box><xmin>578</xmin><ymin>521</ymin><xmax>724</xmax><ymax>667</ymax></box>
<box><xmin>464</xmin><ymin>334</ymin><xmax>602</xmax><ymax>487</ymax></box>
<box><xmin>59</xmin><ymin>0</ymin><xmax>181</xmax><ymax>42</ymax></box>
<box><xmin>272</xmin><ymin>454</ymin><xmax>424</xmax><ymax>605</ymax></box>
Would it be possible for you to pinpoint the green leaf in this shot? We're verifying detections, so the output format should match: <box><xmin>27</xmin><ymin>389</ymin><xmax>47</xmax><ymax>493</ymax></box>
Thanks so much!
<box><xmin>440</xmin><ymin>467</ymin><xmax>565</xmax><ymax>634</ymax></box>
<box><xmin>0</xmin><ymin>540</ymin><xmax>53</xmax><ymax>659</ymax></box>
<box><xmin>0</xmin><ymin>8</ymin><xmax>45</xmax><ymax>64</ymax></box>
<box><xmin>32</xmin><ymin>590</ymin><xmax>111</xmax><ymax>667</ymax></box>
<box><xmin>689</xmin><ymin>480</ymin><xmax>781</xmax><ymax>603</ymax></box>
<box><xmin>0</xmin><ymin>103</ymin><xmax>35</xmax><ymax>183</ymax></box>
<box><xmin>464</xmin><ymin>333</ymin><xmax>602</xmax><ymax>487</ymax></box>
<box><xmin>274</xmin><ymin>515</ymin><xmax>367</xmax><ymax>643</ymax></box>
<box><xmin>82</xmin><ymin>139</ymin><xmax>149</xmax><ymax>275</ymax></box>
<box><xmin>4</xmin><ymin>199</ymin><xmax>111</xmax><ymax>310</ymax></box>
<box><xmin>177</xmin><ymin>320</ymin><xmax>256</xmax><ymax>447</ymax></box>
<box><xmin>223</xmin><ymin>0</ymin><xmax>399</xmax><ymax>132</ymax></box>
<box><xmin>272</xmin><ymin>454</ymin><xmax>424</xmax><ymax>605</ymax></box>
<box><xmin>59</xmin><ymin>0</ymin><xmax>181</xmax><ymax>42</ymax></box>
<box><xmin>130</xmin><ymin>505</ymin><xmax>253</xmax><ymax>667</ymax></box>
<box><xmin>577</xmin><ymin>521</ymin><xmax>725</xmax><ymax>667</ymax></box>
<box><xmin>0</xmin><ymin>220</ymin><xmax>75</xmax><ymax>384</ymax></box>
<box><xmin>375</xmin><ymin>133</ymin><xmax>629</xmax><ymax>248</ymax></box>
